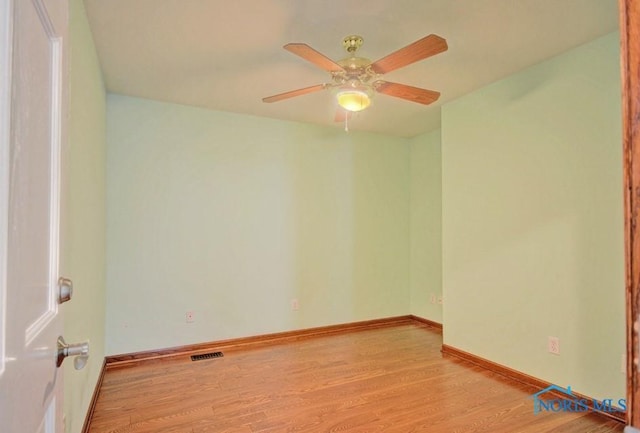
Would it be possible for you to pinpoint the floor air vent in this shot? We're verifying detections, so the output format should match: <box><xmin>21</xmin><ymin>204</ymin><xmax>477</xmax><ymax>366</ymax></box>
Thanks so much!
<box><xmin>191</xmin><ymin>351</ymin><xmax>224</xmax><ymax>361</ymax></box>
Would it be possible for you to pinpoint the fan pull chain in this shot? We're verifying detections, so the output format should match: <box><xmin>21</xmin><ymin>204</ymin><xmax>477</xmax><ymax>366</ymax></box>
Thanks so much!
<box><xmin>344</xmin><ymin>114</ymin><xmax>349</xmax><ymax>132</ymax></box>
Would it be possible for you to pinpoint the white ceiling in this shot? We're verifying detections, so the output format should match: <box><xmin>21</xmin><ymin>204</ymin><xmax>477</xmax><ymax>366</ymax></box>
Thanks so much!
<box><xmin>84</xmin><ymin>0</ymin><xmax>619</xmax><ymax>138</ymax></box>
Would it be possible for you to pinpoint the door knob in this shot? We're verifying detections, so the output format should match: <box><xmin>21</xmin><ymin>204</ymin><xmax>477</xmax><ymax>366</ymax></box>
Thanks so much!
<box><xmin>56</xmin><ymin>336</ymin><xmax>89</xmax><ymax>369</ymax></box>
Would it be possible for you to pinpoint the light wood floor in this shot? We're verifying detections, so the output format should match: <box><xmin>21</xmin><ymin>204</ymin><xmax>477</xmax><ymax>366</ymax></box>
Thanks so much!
<box><xmin>88</xmin><ymin>323</ymin><xmax>625</xmax><ymax>432</ymax></box>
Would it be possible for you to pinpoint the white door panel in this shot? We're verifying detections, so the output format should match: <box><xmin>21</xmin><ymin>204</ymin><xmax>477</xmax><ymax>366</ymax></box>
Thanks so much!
<box><xmin>12</xmin><ymin>0</ymin><xmax>63</xmax><ymax>348</ymax></box>
<box><xmin>0</xmin><ymin>0</ymin><xmax>70</xmax><ymax>431</ymax></box>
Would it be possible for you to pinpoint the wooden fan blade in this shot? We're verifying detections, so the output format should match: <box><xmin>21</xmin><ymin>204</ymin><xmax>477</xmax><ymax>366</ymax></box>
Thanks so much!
<box><xmin>262</xmin><ymin>84</ymin><xmax>327</xmax><ymax>103</ymax></box>
<box><xmin>334</xmin><ymin>108</ymin><xmax>353</xmax><ymax>123</ymax></box>
<box><xmin>375</xmin><ymin>81</ymin><xmax>440</xmax><ymax>105</ymax></box>
<box><xmin>284</xmin><ymin>43</ymin><xmax>345</xmax><ymax>73</ymax></box>
<box><xmin>370</xmin><ymin>34</ymin><xmax>448</xmax><ymax>74</ymax></box>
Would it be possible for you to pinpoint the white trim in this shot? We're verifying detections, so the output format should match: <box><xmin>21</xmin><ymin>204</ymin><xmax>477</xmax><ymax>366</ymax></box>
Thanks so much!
<box><xmin>0</xmin><ymin>0</ymin><xmax>15</xmax><ymax>377</ymax></box>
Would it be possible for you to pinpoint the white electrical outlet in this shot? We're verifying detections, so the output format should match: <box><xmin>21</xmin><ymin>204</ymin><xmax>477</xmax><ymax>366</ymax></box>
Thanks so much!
<box><xmin>186</xmin><ymin>311</ymin><xmax>195</xmax><ymax>323</ymax></box>
<box><xmin>291</xmin><ymin>299</ymin><xmax>299</xmax><ymax>311</ymax></box>
<box><xmin>430</xmin><ymin>294</ymin><xmax>437</xmax><ymax>304</ymax></box>
<box><xmin>548</xmin><ymin>336</ymin><xmax>560</xmax><ymax>355</ymax></box>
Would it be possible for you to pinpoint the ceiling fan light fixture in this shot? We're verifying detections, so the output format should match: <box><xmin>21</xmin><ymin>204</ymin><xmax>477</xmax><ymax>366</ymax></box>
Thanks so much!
<box><xmin>337</xmin><ymin>89</ymin><xmax>371</xmax><ymax>112</ymax></box>
<box><xmin>263</xmin><ymin>34</ymin><xmax>448</xmax><ymax>117</ymax></box>
<box><xmin>336</xmin><ymin>79</ymin><xmax>373</xmax><ymax>112</ymax></box>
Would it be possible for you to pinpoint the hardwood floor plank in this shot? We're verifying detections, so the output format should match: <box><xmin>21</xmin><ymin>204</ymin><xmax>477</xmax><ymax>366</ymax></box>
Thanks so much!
<box><xmin>88</xmin><ymin>324</ymin><xmax>624</xmax><ymax>433</ymax></box>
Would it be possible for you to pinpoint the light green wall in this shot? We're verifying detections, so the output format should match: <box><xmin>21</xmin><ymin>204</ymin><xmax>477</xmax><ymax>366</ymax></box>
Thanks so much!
<box><xmin>442</xmin><ymin>32</ymin><xmax>624</xmax><ymax>399</ymax></box>
<box><xmin>409</xmin><ymin>130</ymin><xmax>442</xmax><ymax>322</ymax></box>
<box><xmin>106</xmin><ymin>95</ymin><xmax>410</xmax><ymax>355</ymax></box>
<box><xmin>64</xmin><ymin>0</ymin><xmax>107</xmax><ymax>432</ymax></box>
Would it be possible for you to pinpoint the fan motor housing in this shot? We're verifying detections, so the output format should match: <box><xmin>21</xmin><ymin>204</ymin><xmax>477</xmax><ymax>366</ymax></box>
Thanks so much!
<box><xmin>336</xmin><ymin>56</ymin><xmax>375</xmax><ymax>84</ymax></box>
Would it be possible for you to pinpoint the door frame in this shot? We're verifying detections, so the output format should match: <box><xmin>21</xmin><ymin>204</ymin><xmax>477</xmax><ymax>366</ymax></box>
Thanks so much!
<box><xmin>621</xmin><ymin>0</ymin><xmax>640</xmax><ymax>426</ymax></box>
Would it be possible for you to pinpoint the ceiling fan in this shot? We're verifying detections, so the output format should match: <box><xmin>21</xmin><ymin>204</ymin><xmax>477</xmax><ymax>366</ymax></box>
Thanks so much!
<box><xmin>262</xmin><ymin>34</ymin><xmax>448</xmax><ymax>120</ymax></box>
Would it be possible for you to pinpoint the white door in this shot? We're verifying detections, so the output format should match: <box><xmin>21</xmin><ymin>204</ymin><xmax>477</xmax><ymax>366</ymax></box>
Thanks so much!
<box><xmin>0</xmin><ymin>0</ymin><xmax>71</xmax><ymax>432</ymax></box>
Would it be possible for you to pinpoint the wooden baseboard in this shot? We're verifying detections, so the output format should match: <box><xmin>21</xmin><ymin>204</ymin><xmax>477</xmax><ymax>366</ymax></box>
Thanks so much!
<box><xmin>81</xmin><ymin>358</ymin><xmax>107</xmax><ymax>433</ymax></box>
<box><xmin>441</xmin><ymin>344</ymin><xmax>626</xmax><ymax>424</ymax></box>
<box><xmin>409</xmin><ymin>315</ymin><xmax>443</xmax><ymax>332</ymax></box>
<box><xmin>106</xmin><ymin>315</ymin><xmax>418</xmax><ymax>366</ymax></box>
